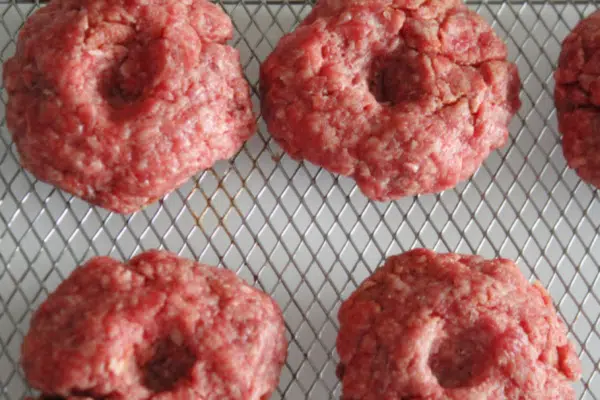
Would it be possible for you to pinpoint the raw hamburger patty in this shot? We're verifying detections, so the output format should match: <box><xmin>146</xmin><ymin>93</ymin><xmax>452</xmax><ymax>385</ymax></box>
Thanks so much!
<box><xmin>3</xmin><ymin>0</ymin><xmax>256</xmax><ymax>213</ymax></box>
<box><xmin>337</xmin><ymin>249</ymin><xmax>581</xmax><ymax>399</ymax></box>
<box><xmin>260</xmin><ymin>0</ymin><xmax>521</xmax><ymax>201</ymax></box>
<box><xmin>21</xmin><ymin>250</ymin><xmax>287</xmax><ymax>400</ymax></box>
<box><xmin>555</xmin><ymin>10</ymin><xmax>600</xmax><ymax>189</ymax></box>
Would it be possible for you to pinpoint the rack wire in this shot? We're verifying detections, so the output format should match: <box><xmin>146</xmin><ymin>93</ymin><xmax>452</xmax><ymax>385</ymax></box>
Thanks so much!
<box><xmin>0</xmin><ymin>0</ymin><xmax>599</xmax><ymax>398</ymax></box>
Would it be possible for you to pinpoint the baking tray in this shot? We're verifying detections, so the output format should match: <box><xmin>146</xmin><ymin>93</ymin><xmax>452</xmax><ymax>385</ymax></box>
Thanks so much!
<box><xmin>0</xmin><ymin>0</ymin><xmax>599</xmax><ymax>398</ymax></box>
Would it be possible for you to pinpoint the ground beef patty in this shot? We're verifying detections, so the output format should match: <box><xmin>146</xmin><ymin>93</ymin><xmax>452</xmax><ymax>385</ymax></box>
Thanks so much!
<box><xmin>555</xmin><ymin>10</ymin><xmax>600</xmax><ymax>189</ymax></box>
<box><xmin>3</xmin><ymin>0</ymin><xmax>256</xmax><ymax>213</ymax></box>
<box><xmin>260</xmin><ymin>0</ymin><xmax>521</xmax><ymax>201</ymax></box>
<box><xmin>337</xmin><ymin>249</ymin><xmax>581</xmax><ymax>399</ymax></box>
<box><xmin>21</xmin><ymin>250</ymin><xmax>287</xmax><ymax>400</ymax></box>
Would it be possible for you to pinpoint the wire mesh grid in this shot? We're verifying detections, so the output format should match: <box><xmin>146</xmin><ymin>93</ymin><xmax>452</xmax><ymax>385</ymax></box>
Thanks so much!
<box><xmin>0</xmin><ymin>0</ymin><xmax>599</xmax><ymax>398</ymax></box>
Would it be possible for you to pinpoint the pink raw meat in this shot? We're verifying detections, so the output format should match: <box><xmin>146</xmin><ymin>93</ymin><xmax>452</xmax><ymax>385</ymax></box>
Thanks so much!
<box><xmin>21</xmin><ymin>250</ymin><xmax>287</xmax><ymax>400</ymax></box>
<box><xmin>337</xmin><ymin>249</ymin><xmax>581</xmax><ymax>399</ymax></box>
<box><xmin>3</xmin><ymin>0</ymin><xmax>256</xmax><ymax>213</ymax></box>
<box><xmin>260</xmin><ymin>0</ymin><xmax>521</xmax><ymax>200</ymax></box>
<box><xmin>555</xmin><ymin>10</ymin><xmax>600</xmax><ymax>189</ymax></box>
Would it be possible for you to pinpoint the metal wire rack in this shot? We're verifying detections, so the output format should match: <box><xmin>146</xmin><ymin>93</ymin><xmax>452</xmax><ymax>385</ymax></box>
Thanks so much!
<box><xmin>0</xmin><ymin>0</ymin><xmax>599</xmax><ymax>398</ymax></box>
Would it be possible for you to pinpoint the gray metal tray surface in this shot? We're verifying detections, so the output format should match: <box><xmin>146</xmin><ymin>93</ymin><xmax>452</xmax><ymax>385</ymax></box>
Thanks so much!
<box><xmin>0</xmin><ymin>0</ymin><xmax>599</xmax><ymax>399</ymax></box>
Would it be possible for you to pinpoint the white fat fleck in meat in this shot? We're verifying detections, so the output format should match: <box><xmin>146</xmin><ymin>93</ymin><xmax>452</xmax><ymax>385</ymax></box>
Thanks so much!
<box><xmin>87</xmin><ymin>135</ymin><xmax>100</xmax><ymax>148</ymax></box>
<box><xmin>108</xmin><ymin>357</ymin><xmax>127</xmax><ymax>375</ymax></box>
<box><xmin>405</xmin><ymin>162</ymin><xmax>419</xmax><ymax>173</ymax></box>
<box><xmin>88</xmin><ymin>49</ymin><xmax>105</xmax><ymax>57</ymax></box>
<box><xmin>138</xmin><ymin>159</ymin><xmax>149</xmax><ymax>170</ymax></box>
<box><xmin>89</xmin><ymin>159</ymin><xmax>103</xmax><ymax>172</ymax></box>
<box><xmin>339</xmin><ymin>11</ymin><xmax>353</xmax><ymax>24</ymax></box>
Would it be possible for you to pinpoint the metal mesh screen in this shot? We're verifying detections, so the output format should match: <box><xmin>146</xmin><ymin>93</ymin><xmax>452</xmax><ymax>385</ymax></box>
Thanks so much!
<box><xmin>0</xmin><ymin>0</ymin><xmax>599</xmax><ymax>398</ymax></box>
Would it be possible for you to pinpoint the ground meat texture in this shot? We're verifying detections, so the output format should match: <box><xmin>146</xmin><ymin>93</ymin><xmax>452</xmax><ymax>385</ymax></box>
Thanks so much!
<box><xmin>337</xmin><ymin>249</ymin><xmax>581</xmax><ymax>400</ymax></box>
<box><xmin>260</xmin><ymin>0</ymin><xmax>521</xmax><ymax>201</ymax></box>
<box><xmin>555</xmin><ymin>10</ymin><xmax>600</xmax><ymax>189</ymax></box>
<box><xmin>21</xmin><ymin>250</ymin><xmax>287</xmax><ymax>400</ymax></box>
<box><xmin>3</xmin><ymin>0</ymin><xmax>256</xmax><ymax>213</ymax></box>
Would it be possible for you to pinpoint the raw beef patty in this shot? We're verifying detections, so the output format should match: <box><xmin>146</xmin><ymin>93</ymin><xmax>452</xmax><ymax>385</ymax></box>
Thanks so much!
<box><xmin>337</xmin><ymin>249</ymin><xmax>581</xmax><ymax>399</ymax></box>
<box><xmin>21</xmin><ymin>250</ymin><xmax>287</xmax><ymax>400</ymax></box>
<box><xmin>3</xmin><ymin>0</ymin><xmax>256</xmax><ymax>213</ymax></box>
<box><xmin>260</xmin><ymin>0</ymin><xmax>521</xmax><ymax>201</ymax></box>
